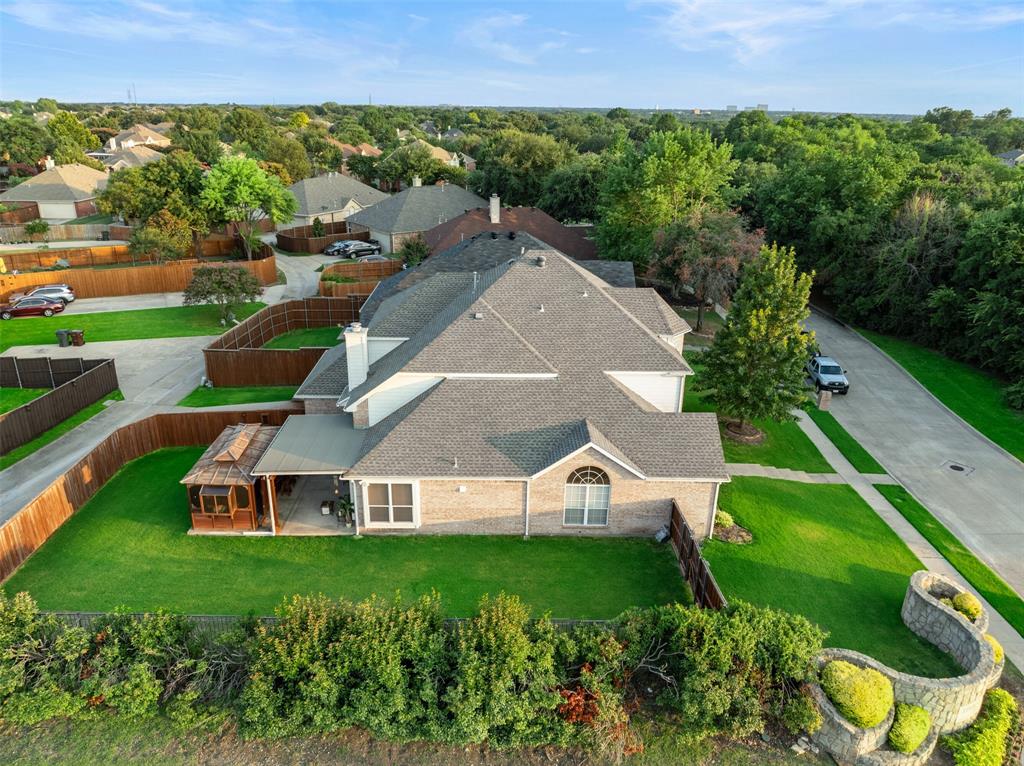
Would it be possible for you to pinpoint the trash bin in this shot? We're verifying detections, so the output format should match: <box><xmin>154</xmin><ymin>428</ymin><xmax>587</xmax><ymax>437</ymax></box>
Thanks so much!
<box><xmin>55</xmin><ymin>329</ymin><xmax>71</xmax><ymax>347</ymax></box>
<box><xmin>69</xmin><ymin>329</ymin><xmax>85</xmax><ymax>347</ymax></box>
<box><xmin>100</xmin><ymin>230</ymin><xmax>110</xmax><ymax>241</ymax></box>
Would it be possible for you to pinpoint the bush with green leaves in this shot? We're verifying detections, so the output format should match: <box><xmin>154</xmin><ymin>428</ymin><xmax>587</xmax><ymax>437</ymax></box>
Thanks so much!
<box><xmin>715</xmin><ymin>511</ymin><xmax>734</xmax><ymax>528</ymax></box>
<box><xmin>311</xmin><ymin>216</ymin><xmax>325</xmax><ymax>238</ymax></box>
<box><xmin>951</xmin><ymin>592</ymin><xmax>982</xmax><ymax>621</ymax></box>
<box><xmin>889</xmin><ymin>703</ymin><xmax>930</xmax><ymax>754</ymax></box>
<box><xmin>23</xmin><ymin>219</ymin><xmax>49</xmax><ymax>240</ymax></box>
<box><xmin>983</xmin><ymin>634</ymin><xmax>1004</xmax><ymax>664</ymax></box>
<box><xmin>820</xmin><ymin>660</ymin><xmax>893</xmax><ymax>729</ymax></box>
<box><xmin>943</xmin><ymin>688</ymin><xmax>1018</xmax><ymax>766</ymax></box>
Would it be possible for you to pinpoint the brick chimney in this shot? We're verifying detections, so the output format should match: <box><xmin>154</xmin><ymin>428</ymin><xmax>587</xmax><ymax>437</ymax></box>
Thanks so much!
<box><xmin>43</xmin><ymin>156</ymin><xmax>55</xmax><ymax>171</ymax></box>
<box><xmin>412</xmin><ymin>176</ymin><xmax>422</xmax><ymax>187</ymax></box>
<box><xmin>489</xmin><ymin>194</ymin><xmax>500</xmax><ymax>224</ymax></box>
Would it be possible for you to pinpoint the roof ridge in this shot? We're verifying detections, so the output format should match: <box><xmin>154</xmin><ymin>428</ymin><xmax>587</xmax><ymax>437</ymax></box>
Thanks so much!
<box><xmin>477</xmin><ymin>295</ymin><xmax>558</xmax><ymax>374</ymax></box>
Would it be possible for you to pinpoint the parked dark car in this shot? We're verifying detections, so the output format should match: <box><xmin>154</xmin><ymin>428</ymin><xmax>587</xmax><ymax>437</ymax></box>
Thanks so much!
<box><xmin>0</xmin><ymin>297</ymin><xmax>66</xmax><ymax>319</ymax></box>
<box><xmin>323</xmin><ymin>239</ymin><xmax>382</xmax><ymax>257</ymax></box>
<box><xmin>13</xmin><ymin>284</ymin><xmax>76</xmax><ymax>305</ymax></box>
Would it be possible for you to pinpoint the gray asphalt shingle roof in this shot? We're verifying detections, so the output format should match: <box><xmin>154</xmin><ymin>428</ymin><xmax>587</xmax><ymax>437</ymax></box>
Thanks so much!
<box><xmin>607</xmin><ymin>288</ymin><xmax>691</xmax><ymax>336</ymax></box>
<box><xmin>289</xmin><ymin>173</ymin><xmax>389</xmax><ymax>217</ymax></box>
<box><xmin>345</xmin><ymin>184</ymin><xmax>486</xmax><ymax>234</ymax></box>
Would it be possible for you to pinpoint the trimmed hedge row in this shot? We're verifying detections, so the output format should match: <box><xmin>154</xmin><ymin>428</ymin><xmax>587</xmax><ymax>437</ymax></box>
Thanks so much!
<box><xmin>943</xmin><ymin>688</ymin><xmax>1019</xmax><ymax>766</ymax></box>
<box><xmin>0</xmin><ymin>590</ymin><xmax>826</xmax><ymax>753</ymax></box>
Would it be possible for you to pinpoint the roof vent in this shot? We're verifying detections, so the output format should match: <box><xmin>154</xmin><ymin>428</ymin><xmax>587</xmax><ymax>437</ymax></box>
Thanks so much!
<box><xmin>539</xmin><ymin>303</ymin><xmax>545</xmax><ymax>313</ymax></box>
<box><xmin>490</xmin><ymin>231</ymin><xmax>498</xmax><ymax>239</ymax></box>
<box><xmin>535</xmin><ymin>255</ymin><xmax>546</xmax><ymax>268</ymax></box>
<box><xmin>472</xmin><ymin>312</ymin><xmax>484</xmax><ymax>320</ymax></box>
<box><xmin>508</xmin><ymin>231</ymin><xmax>516</xmax><ymax>240</ymax></box>
<box><xmin>582</xmin><ymin>289</ymin><xmax>589</xmax><ymax>298</ymax></box>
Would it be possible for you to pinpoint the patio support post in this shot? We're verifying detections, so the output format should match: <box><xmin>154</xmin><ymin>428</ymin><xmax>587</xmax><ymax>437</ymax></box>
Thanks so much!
<box><xmin>266</xmin><ymin>475</ymin><xmax>277</xmax><ymax>535</ymax></box>
<box><xmin>351</xmin><ymin>478</ymin><xmax>360</xmax><ymax>536</ymax></box>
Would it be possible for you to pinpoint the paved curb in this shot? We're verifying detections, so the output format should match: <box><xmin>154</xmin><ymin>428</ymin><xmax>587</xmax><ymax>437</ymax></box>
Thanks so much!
<box><xmin>809</xmin><ymin>307</ymin><xmax>1023</xmax><ymax>469</ymax></box>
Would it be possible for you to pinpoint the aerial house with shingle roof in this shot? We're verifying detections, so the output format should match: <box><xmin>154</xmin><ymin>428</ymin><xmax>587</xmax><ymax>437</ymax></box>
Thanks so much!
<box><xmin>187</xmin><ymin>242</ymin><xmax>728</xmax><ymax>540</ymax></box>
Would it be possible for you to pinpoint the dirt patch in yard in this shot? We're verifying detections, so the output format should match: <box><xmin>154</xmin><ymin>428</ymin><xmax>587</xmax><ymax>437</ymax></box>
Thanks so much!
<box><xmin>721</xmin><ymin>419</ymin><xmax>765</xmax><ymax>445</ymax></box>
<box><xmin>714</xmin><ymin>523</ymin><xmax>753</xmax><ymax>544</ymax></box>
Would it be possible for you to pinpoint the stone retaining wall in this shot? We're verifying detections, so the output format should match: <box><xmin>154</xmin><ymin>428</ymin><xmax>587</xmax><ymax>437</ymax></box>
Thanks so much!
<box><xmin>809</xmin><ymin>571</ymin><xmax>1003</xmax><ymax>766</ymax></box>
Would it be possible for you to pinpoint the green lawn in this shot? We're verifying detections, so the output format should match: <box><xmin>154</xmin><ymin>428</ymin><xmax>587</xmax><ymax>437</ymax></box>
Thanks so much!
<box><xmin>803</xmin><ymin>406</ymin><xmax>886</xmax><ymax>474</ymax></box>
<box><xmin>4</xmin><ymin>448</ymin><xmax>689</xmax><ymax>618</ymax></box>
<box><xmin>676</xmin><ymin>307</ymin><xmax>724</xmax><ymax>348</ymax></box>
<box><xmin>63</xmin><ymin>212</ymin><xmax>114</xmax><ymax>225</ymax></box>
<box><xmin>262</xmin><ymin>326</ymin><xmax>343</xmax><ymax>349</ymax></box>
<box><xmin>0</xmin><ymin>387</ymin><xmax>50</xmax><ymax>414</ymax></box>
<box><xmin>0</xmin><ymin>304</ymin><xmax>265</xmax><ymax>353</ymax></box>
<box><xmin>684</xmin><ymin>356</ymin><xmax>833</xmax><ymax>473</ymax></box>
<box><xmin>0</xmin><ymin>391</ymin><xmax>124</xmax><ymax>470</ymax></box>
<box><xmin>858</xmin><ymin>329</ymin><xmax>1024</xmax><ymax>462</ymax></box>
<box><xmin>177</xmin><ymin>385</ymin><xmax>297</xmax><ymax>407</ymax></box>
<box><xmin>703</xmin><ymin>477</ymin><xmax>960</xmax><ymax>677</ymax></box>
<box><xmin>875</xmin><ymin>483</ymin><xmax>1024</xmax><ymax>637</ymax></box>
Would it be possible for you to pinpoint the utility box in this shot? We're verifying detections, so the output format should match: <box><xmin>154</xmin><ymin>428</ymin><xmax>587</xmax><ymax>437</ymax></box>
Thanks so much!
<box><xmin>817</xmin><ymin>389</ymin><xmax>832</xmax><ymax>410</ymax></box>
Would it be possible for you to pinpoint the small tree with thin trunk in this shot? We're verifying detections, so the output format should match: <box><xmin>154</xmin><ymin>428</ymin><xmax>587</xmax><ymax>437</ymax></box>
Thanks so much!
<box><xmin>652</xmin><ymin>208</ymin><xmax>763</xmax><ymax>332</ymax></box>
<box><xmin>183</xmin><ymin>265</ymin><xmax>262</xmax><ymax>322</ymax></box>
<box><xmin>701</xmin><ymin>244</ymin><xmax>815</xmax><ymax>435</ymax></box>
<box><xmin>398</xmin><ymin>235</ymin><xmax>430</xmax><ymax>267</ymax></box>
<box><xmin>24</xmin><ymin>219</ymin><xmax>49</xmax><ymax>242</ymax></box>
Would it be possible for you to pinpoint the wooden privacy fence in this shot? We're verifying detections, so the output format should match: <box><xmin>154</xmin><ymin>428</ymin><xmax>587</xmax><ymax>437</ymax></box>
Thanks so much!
<box><xmin>0</xmin><ymin>223</ymin><xmax>109</xmax><ymax>246</ymax></box>
<box><xmin>1</xmin><ymin>237</ymin><xmax>239</xmax><ymax>270</ymax></box>
<box><xmin>669</xmin><ymin>501</ymin><xmax>727</xmax><ymax>610</ymax></box>
<box><xmin>1</xmin><ymin>356</ymin><xmax>109</xmax><ymax>388</ymax></box>
<box><xmin>276</xmin><ymin>220</ymin><xmax>369</xmax><ymax>254</ymax></box>
<box><xmin>0</xmin><ymin>255</ymin><xmax>277</xmax><ymax>301</ymax></box>
<box><xmin>203</xmin><ymin>297</ymin><xmax>362</xmax><ymax>386</ymax></box>
<box><xmin>319</xmin><ymin>259</ymin><xmax>403</xmax><ymax>298</ymax></box>
<box><xmin>0</xmin><ymin>203</ymin><xmax>39</xmax><ymax>224</ymax></box>
<box><xmin>0</xmin><ymin>359</ymin><xmax>119</xmax><ymax>455</ymax></box>
<box><xmin>0</xmin><ymin>408</ymin><xmax>301</xmax><ymax>583</ymax></box>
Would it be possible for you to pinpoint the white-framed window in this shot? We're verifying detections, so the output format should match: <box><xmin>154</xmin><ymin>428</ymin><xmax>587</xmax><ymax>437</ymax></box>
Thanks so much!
<box><xmin>563</xmin><ymin>467</ymin><xmax>610</xmax><ymax>526</ymax></box>
<box><xmin>361</xmin><ymin>480</ymin><xmax>418</xmax><ymax>527</ymax></box>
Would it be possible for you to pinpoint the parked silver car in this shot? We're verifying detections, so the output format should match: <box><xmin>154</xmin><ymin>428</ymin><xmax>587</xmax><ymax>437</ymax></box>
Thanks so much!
<box><xmin>806</xmin><ymin>355</ymin><xmax>850</xmax><ymax>394</ymax></box>
<box><xmin>14</xmin><ymin>284</ymin><xmax>76</xmax><ymax>305</ymax></box>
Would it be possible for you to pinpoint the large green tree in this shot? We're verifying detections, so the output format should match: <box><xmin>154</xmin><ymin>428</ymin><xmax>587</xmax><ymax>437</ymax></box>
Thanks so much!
<box><xmin>0</xmin><ymin>116</ymin><xmax>55</xmax><ymax>164</ymax></box>
<box><xmin>379</xmin><ymin>143</ymin><xmax>442</xmax><ymax>186</ymax></box>
<box><xmin>701</xmin><ymin>244</ymin><xmax>815</xmax><ymax>431</ymax></box>
<box><xmin>538</xmin><ymin>154</ymin><xmax>607</xmax><ymax>223</ymax></box>
<box><xmin>596</xmin><ymin>128</ymin><xmax>738</xmax><ymax>266</ymax></box>
<box><xmin>265</xmin><ymin>134</ymin><xmax>311</xmax><ymax>181</ymax></box>
<box><xmin>222</xmin><ymin>108</ymin><xmax>271</xmax><ymax>154</ymax></box>
<box><xmin>47</xmin><ymin>111</ymin><xmax>100</xmax><ymax>154</ymax></box>
<box><xmin>200</xmin><ymin>155</ymin><xmax>297</xmax><ymax>259</ymax></box>
<box><xmin>471</xmin><ymin>129</ymin><xmax>572</xmax><ymax>206</ymax></box>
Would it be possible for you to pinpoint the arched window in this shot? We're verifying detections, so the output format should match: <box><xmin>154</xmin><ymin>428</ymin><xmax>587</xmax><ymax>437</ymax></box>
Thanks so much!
<box><xmin>564</xmin><ymin>467</ymin><xmax>610</xmax><ymax>526</ymax></box>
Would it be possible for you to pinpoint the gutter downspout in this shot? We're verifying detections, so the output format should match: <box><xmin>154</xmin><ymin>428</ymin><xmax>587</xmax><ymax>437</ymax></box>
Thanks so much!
<box><xmin>351</xmin><ymin>479</ymin><xmax>361</xmax><ymax>536</ymax></box>
<box><xmin>706</xmin><ymin>481</ymin><xmax>721</xmax><ymax>540</ymax></box>
<box><xmin>523</xmin><ymin>479</ymin><xmax>530</xmax><ymax>540</ymax></box>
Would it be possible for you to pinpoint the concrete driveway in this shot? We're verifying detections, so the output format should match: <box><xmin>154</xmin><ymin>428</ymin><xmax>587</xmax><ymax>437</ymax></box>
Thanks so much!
<box><xmin>806</xmin><ymin>312</ymin><xmax>1024</xmax><ymax>595</ymax></box>
<box><xmin>2</xmin><ymin>335</ymin><xmax>218</xmax><ymax>405</ymax></box>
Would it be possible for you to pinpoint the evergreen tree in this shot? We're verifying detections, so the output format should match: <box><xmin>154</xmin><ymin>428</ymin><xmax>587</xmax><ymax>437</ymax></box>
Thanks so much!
<box><xmin>701</xmin><ymin>244</ymin><xmax>815</xmax><ymax>431</ymax></box>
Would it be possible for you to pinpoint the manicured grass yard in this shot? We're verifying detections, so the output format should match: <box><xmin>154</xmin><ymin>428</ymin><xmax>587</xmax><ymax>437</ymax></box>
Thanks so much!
<box><xmin>875</xmin><ymin>483</ymin><xmax>1024</xmax><ymax>637</ymax></box>
<box><xmin>63</xmin><ymin>212</ymin><xmax>114</xmax><ymax>225</ymax></box>
<box><xmin>0</xmin><ymin>387</ymin><xmax>50</xmax><ymax>414</ymax></box>
<box><xmin>4</xmin><ymin>448</ymin><xmax>689</xmax><ymax>618</ymax></box>
<box><xmin>262</xmin><ymin>326</ymin><xmax>343</xmax><ymax>349</ymax></box>
<box><xmin>0</xmin><ymin>304</ymin><xmax>265</xmax><ymax>353</ymax></box>
<box><xmin>177</xmin><ymin>385</ymin><xmax>298</xmax><ymax>407</ymax></box>
<box><xmin>684</xmin><ymin>355</ymin><xmax>833</xmax><ymax>473</ymax></box>
<box><xmin>803</xmin><ymin>406</ymin><xmax>886</xmax><ymax>474</ymax></box>
<box><xmin>858</xmin><ymin>329</ymin><xmax>1024</xmax><ymax>462</ymax></box>
<box><xmin>0</xmin><ymin>391</ymin><xmax>124</xmax><ymax>471</ymax></box>
<box><xmin>703</xmin><ymin>477</ymin><xmax>960</xmax><ymax>677</ymax></box>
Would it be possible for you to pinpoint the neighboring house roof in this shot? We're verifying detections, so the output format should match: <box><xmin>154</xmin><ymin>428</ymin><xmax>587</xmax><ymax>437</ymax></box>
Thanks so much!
<box><xmin>111</xmin><ymin>124</ymin><xmax>170</xmax><ymax>147</ymax></box>
<box><xmin>606</xmin><ymin>287</ymin><xmax>690</xmax><ymax>336</ymax></box>
<box><xmin>442</xmin><ymin>128</ymin><xmax>465</xmax><ymax>139</ymax></box>
<box><xmin>103</xmin><ymin>144</ymin><xmax>165</xmax><ymax>170</ymax></box>
<box><xmin>180</xmin><ymin>424</ymin><xmax>278</xmax><ymax>485</ymax></box>
<box><xmin>345</xmin><ymin>184</ymin><xmax>486</xmax><ymax>235</ymax></box>
<box><xmin>423</xmin><ymin>205</ymin><xmax>599</xmax><ymax>260</ymax></box>
<box><xmin>995</xmin><ymin>149</ymin><xmax>1024</xmax><ymax>161</ymax></box>
<box><xmin>0</xmin><ymin>163</ymin><xmax>106</xmax><ymax>202</ymax></box>
<box><xmin>392</xmin><ymin>138</ymin><xmax>454</xmax><ymax>164</ymax></box>
<box><xmin>145</xmin><ymin>121</ymin><xmax>175</xmax><ymax>134</ymax></box>
<box><xmin>289</xmin><ymin>172</ymin><xmax>389</xmax><ymax>217</ymax></box>
<box><xmin>360</xmin><ymin>232</ymin><xmax>633</xmax><ymax>325</ymax></box>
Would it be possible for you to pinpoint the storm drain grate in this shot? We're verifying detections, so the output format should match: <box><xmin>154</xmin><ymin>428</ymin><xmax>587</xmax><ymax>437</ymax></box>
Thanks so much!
<box><xmin>940</xmin><ymin>460</ymin><xmax>975</xmax><ymax>476</ymax></box>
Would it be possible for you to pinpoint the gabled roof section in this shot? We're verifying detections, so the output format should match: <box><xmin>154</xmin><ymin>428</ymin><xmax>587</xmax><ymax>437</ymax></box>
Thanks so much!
<box><xmin>606</xmin><ymin>288</ymin><xmax>690</xmax><ymax>336</ymax></box>
<box><xmin>295</xmin><ymin>343</ymin><xmax>348</xmax><ymax>398</ymax></box>
<box><xmin>369</xmin><ymin>273</ymin><xmax>476</xmax><ymax>337</ymax></box>
<box><xmin>289</xmin><ymin>172</ymin><xmax>389</xmax><ymax>217</ymax></box>
<box><xmin>180</xmin><ymin>424</ymin><xmax>278</xmax><ymax>485</ymax></box>
<box><xmin>534</xmin><ymin>419</ymin><xmax>645</xmax><ymax>479</ymax></box>
<box><xmin>345</xmin><ymin>184</ymin><xmax>486</xmax><ymax>234</ymax></box>
<box><xmin>0</xmin><ymin>164</ymin><xmax>106</xmax><ymax>202</ymax></box>
<box><xmin>423</xmin><ymin>206</ymin><xmax>598</xmax><ymax>260</ymax></box>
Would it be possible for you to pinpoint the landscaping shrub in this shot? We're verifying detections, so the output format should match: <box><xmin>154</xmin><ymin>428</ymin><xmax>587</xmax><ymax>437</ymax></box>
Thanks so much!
<box><xmin>889</xmin><ymin>703</ymin><xmax>930</xmax><ymax>754</ymax></box>
<box><xmin>983</xmin><ymin>633</ymin><xmax>1004</xmax><ymax>664</ymax></box>
<box><xmin>943</xmin><ymin>688</ymin><xmax>1018</xmax><ymax>766</ymax></box>
<box><xmin>820</xmin><ymin>660</ymin><xmax>893</xmax><ymax>728</ymax></box>
<box><xmin>311</xmin><ymin>217</ymin><xmax>325</xmax><ymax>238</ymax></box>
<box><xmin>320</xmin><ymin>273</ymin><xmax>358</xmax><ymax>284</ymax></box>
<box><xmin>715</xmin><ymin>511</ymin><xmax>734</xmax><ymax>528</ymax></box>
<box><xmin>951</xmin><ymin>592</ymin><xmax>982</xmax><ymax>621</ymax></box>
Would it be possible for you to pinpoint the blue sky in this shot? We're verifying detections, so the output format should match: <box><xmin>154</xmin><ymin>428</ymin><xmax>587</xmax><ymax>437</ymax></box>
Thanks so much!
<box><xmin>2</xmin><ymin>1</ymin><xmax>1022</xmax><ymax>114</ymax></box>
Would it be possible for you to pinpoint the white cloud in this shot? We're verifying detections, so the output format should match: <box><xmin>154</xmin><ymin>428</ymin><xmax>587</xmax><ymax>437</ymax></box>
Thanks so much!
<box><xmin>457</xmin><ymin>12</ymin><xmax>569</xmax><ymax>65</ymax></box>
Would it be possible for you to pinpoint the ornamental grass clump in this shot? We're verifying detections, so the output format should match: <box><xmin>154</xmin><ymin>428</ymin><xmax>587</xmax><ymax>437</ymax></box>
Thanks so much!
<box><xmin>820</xmin><ymin>660</ymin><xmax>893</xmax><ymax>729</ymax></box>
<box><xmin>951</xmin><ymin>593</ymin><xmax>982</xmax><ymax>622</ymax></box>
<box><xmin>888</xmin><ymin>703</ymin><xmax>930</xmax><ymax>754</ymax></box>
<box><xmin>943</xmin><ymin>688</ymin><xmax>1018</xmax><ymax>766</ymax></box>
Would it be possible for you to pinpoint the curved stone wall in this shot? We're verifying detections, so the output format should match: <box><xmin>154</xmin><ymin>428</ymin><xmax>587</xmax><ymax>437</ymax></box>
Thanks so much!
<box><xmin>809</xmin><ymin>571</ymin><xmax>1003</xmax><ymax>766</ymax></box>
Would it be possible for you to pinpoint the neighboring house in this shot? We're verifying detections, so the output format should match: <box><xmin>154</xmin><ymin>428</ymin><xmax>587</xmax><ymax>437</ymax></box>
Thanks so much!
<box><xmin>423</xmin><ymin>195</ymin><xmax>598</xmax><ymax>260</ymax></box>
<box><xmin>441</xmin><ymin>127</ymin><xmax>465</xmax><ymax>140</ymax></box>
<box><xmin>995</xmin><ymin>149</ymin><xmax>1024</xmax><ymax>167</ymax></box>
<box><xmin>0</xmin><ymin>163</ymin><xmax>107</xmax><ymax>220</ymax></box>
<box><xmin>184</xmin><ymin>246</ymin><xmax>726</xmax><ymax>539</ymax></box>
<box><xmin>419</xmin><ymin>120</ymin><xmax>439</xmax><ymax>136</ymax></box>
<box><xmin>287</xmin><ymin>171</ymin><xmax>390</xmax><ymax>227</ymax></box>
<box><xmin>91</xmin><ymin>144</ymin><xmax>165</xmax><ymax>171</ymax></box>
<box><xmin>455</xmin><ymin>152</ymin><xmax>476</xmax><ymax>172</ymax></box>
<box><xmin>332</xmin><ymin>140</ymin><xmax>383</xmax><ymax>175</ymax></box>
<box><xmin>392</xmin><ymin>139</ymin><xmax>460</xmax><ymax>168</ymax></box>
<box><xmin>345</xmin><ymin>181</ymin><xmax>486</xmax><ymax>253</ymax></box>
<box><xmin>144</xmin><ymin>121</ymin><xmax>175</xmax><ymax>135</ymax></box>
<box><xmin>105</xmin><ymin>123</ymin><xmax>172</xmax><ymax>151</ymax></box>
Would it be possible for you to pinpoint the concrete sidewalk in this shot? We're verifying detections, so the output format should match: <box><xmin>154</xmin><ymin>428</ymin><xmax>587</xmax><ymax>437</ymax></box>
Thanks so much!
<box><xmin>794</xmin><ymin>408</ymin><xmax>1024</xmax><ymax>669</ymax></box>
<box><xmin>725</xmin><ymin>463</ymin><xmax>847</xmax><ymax>484</ymax></box>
